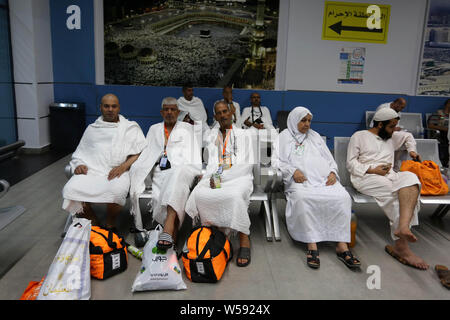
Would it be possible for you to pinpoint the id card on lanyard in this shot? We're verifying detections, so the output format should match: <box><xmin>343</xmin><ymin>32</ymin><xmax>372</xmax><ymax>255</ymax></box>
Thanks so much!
<box><xmin>160</xmin><ymin>124</ymin><xmax>171</xmax><ymax>170</ymax></box>
<box><xmin>218</xmin><ymin>129</ymin><xmax>232</xmax><ymax>173</ymax></box>
<box><xmin>294</xmin><ymin>143</ymin><xmax>305</xmax><ymax>156</ymax></box>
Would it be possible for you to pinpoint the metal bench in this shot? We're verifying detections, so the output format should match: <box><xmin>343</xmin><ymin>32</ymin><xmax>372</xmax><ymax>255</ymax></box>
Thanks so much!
<box><xmin>0</xmin><ymin>140</ymin><xmax>25</xmax><ymax>162</ymax></box>
<box><xmin>0</xmin><ymin>179</ymin><xmax>26</xmax><ymax>231</ymax></box>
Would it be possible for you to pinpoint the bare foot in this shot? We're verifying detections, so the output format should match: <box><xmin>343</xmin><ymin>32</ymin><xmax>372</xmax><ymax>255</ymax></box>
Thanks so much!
<box><xmin>394</xmin><ymin>227</ymin><xmax>417</xmax><ymax>243</ymax></box>
<box><xmin>392</xmin><ymin>245</ymin><xmax>429</xmax><ymax>270</ymax></box>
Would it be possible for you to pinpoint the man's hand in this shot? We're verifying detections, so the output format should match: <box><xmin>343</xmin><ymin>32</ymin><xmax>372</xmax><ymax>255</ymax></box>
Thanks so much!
<box><xmin>394</xmin><ymin>127</ymin><xmax>402</xmax><ymax>131</ymax></box>
<box><xmin>409</xmin><ymin>151</ymin><xmax>422</xmax><ymax>162</ymax></box>
<box><xmin>244</xmin><ymin>117</ymin><xmax>252</xmax><ymax>128</ymax></box>
<box><xmin>326</xmin><ymin>172</ymin><xmax>337</xmax><ymax>186</ymax></box>
<box><xmin>108</xmin><ymin>164</ymin><xmax>127</xmax><ymax>181</ymax></box>
<box><xmin>183</xmin><ymin>114</ymin><xmax>194</xmax><ymax>125</ymax></box>
<box><xmin>253</xmin><ymin>123</ymin><xmax>264</xmax><ymax>130</ymax></box>
<box><xmin>293</xmin><ymin>169</ymin><xmax>307</xmax><ymax>183</ymax></box>
<box><xmin>74</xmin><ymin>165</ymin><xmax>88</xmax><ymax>175</ymax></box>
<box><xmin>367</xmin><ymin>164</ymin><xmax>391</xmax><ymax>176</ymax></box>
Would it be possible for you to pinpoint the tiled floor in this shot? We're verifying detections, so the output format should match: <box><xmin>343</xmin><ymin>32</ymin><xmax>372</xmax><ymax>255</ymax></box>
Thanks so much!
<box><xmin>0</xmin><ymin>155</ymin><xmax>449</xmax><ymax>300</ymax></box>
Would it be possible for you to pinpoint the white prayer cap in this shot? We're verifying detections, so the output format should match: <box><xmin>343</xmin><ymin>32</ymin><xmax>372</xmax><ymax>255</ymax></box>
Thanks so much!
<box><xmin>373</xmin><ymin>108</ymin><xmax>399</xmax><ymax>122</ymax></box>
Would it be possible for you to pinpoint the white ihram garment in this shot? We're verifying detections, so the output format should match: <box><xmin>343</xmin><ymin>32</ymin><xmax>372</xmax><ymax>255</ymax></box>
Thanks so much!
<box><xmin>129</xmin><ymin>121</ymin><xmax>202</xmax><ymax>230</ymax></box>
<box><xmin>177</xmin><ymin>96</ymin><xmax>209</xmax><ymax>147</ymax></box>
<box><xmin>273</xmin><ymin>107</ymin><xmax>351</xmax><ymax>243</ymax></box>
<box><xmin>347</xmin><ymin>130</ymin><xmax>421</xmax><ymax>240</ymax></box>
<box><xmin>62</xmin><ymin>115</ymin><xmax>146</xmax><ymax>215</ymax></box>
<box><xmin>185</xmin><ymin>125</ymin><xmax>254</xmax><ymax>235</ymax></box>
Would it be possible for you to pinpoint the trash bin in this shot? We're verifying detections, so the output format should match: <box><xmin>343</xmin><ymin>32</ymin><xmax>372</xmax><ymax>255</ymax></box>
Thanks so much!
<box><xmin>49</xmin><ymin>103</ymin><xmax>85</xmax><ymax>152</ymax></box>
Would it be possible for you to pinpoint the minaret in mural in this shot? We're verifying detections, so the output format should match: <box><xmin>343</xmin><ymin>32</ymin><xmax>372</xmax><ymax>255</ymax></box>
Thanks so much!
<box><xmin>250</xmin><ymin>0</ymin><xmax>266</xmax><ymax>61</ymax></box>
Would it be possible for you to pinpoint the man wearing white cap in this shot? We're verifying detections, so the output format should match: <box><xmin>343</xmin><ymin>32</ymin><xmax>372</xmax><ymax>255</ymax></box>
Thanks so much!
<box><xmin>347</xmin><ymin>108</ymin><xmax>429</xmax><ymax>270</ymax></box>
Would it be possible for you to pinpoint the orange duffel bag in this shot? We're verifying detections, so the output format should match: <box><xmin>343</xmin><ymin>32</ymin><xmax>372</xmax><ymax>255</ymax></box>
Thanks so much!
<box><xmin>90</xmin><ymin>226</ymin><xmax>128</xmax><ymax>280</ymax></box>
<box><xmin>400</xmin><ymin>160</ymin><xmax>449</xmax><ymax>196</ymax></box>
<box><xmin>182</xmin><ymin>226</ymin><xmax>232</xmax><ymax>283</ymax></box>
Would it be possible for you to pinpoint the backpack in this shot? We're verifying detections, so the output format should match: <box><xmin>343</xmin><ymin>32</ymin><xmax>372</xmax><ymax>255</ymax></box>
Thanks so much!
<box><xmin>89</xmin><ymin>226</ymin><xmax>128</xmax><ymax>280</ymax></box>
<box><xmin>400</xmin><ymin>160</ymin><xmax>449</xmax><ymax>196</ymax></box>
<box><xmin>182</xmin><ymin>226</ymin><xmax>233</xmax><ymax>283</ymax></box>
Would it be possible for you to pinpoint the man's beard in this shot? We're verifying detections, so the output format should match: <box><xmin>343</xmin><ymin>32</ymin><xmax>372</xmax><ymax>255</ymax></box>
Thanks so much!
<box><xmin>378</xmin><ymin>125</ymin><xmax>392</xmax><ymax>141</ymax></box>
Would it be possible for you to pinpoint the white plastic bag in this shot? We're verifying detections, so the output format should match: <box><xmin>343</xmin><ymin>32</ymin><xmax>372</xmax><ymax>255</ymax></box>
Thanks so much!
<box><xmin>38</xmin><ymin>218</ymin><xmax>91</xmax><ymax>300</ymax></box>
<box><xmin>132</xmin><ymin>224</ymin><xmax>187</xmax><ymax>292</ymax></box>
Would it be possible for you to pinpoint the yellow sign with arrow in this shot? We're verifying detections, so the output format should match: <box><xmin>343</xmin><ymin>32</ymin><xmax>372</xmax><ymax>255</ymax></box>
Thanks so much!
<box><xmin>322</xmin><ymin>1</ymin><xmax>391</xmax><ymax>44</ymax></box>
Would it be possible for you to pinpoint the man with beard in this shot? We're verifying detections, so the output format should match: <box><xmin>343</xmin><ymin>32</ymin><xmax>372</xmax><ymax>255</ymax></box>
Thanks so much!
<box><xmin>347</xmin><ymin>108</ymin><xmax>429</xmax><ymax>270</ymax></box>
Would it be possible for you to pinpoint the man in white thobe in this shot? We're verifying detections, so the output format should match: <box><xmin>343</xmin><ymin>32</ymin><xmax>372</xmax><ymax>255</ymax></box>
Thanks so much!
<box><xmin>212</xmin><ymin>86</ymin><xmax>242</xmax><ymax>128</ymax></box>
<box><xmin>241</xmin><ymin>92</ymin><xmax>277</xmax><ymax>163</ymax></box>
<box><xmin>241</xmin><ymin>92</ymin><xmax>274</xmax><ymax>131</ymax></box>
<box><xmin>185</xmin><ymin>101</ymin><xmax>255</xmax><ymax>267</ymax></box>
<box><xmin>177</xmin><ymin>84</ymin><xmax>210</xmax><ymax>147</ymax></box>
<box><xmin>375</xmin><ymin>97</ymin><xmax>407</xmax><ymax>113</ymax></box>
<box><xmin>129</xmin><ymin>97</ymin><xmax>202</xmax><ymax>248</ymax></box>
<box><xmin>370</xmin><ymin>97</ymin><xmax>407</xmax><ymax>128</ymax></box>
<box><xmin>347</xmin><ymin>108</ymin><xmax>429</xmax><ymax>270</ymax></box>
<box><xmin>62</xmin><ymin>94</ymin><xmax>146</xmax><ymax>229</ymax></box>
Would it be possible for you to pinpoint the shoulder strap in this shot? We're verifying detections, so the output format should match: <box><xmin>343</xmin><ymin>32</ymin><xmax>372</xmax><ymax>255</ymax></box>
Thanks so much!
<box><xmin>91</xmin><ymin>228</ymin><xmax>117</xmax><ymax>250</ymax></box>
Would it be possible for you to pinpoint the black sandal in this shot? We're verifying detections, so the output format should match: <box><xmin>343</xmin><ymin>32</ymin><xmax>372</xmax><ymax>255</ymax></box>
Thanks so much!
<box><xmin>157</xmin><ymin>232</ymin><xmax>174</xmax><ymax>250</ymax></box>
<box><xmin>337</xmin><ymin>250</ymin><xmax>361</xmax><ymax>269</ymax></box>
<box><xmin>307</xmin><ymin>250</ymin><xmax>320</xmax><ymax>269</ymax></box>
<box><xmin>237</xmin><ymin>247</ymin><xmax>251</xmax><ymax>267</ymax></box>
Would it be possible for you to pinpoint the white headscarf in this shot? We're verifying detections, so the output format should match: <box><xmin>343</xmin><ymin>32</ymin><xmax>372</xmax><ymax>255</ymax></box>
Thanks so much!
<box><xmin>278</xmin><ymin>106</ymin><xmax>338</xmax><ymax>178</ymax></box>
<box><xmin>287</xmin><ymin>106</ymin><xmax>313</xmax><ymax>144</ymax></box>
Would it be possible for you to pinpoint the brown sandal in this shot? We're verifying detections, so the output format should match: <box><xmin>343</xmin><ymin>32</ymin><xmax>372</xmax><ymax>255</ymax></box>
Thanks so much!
<box><xmin>384</xmin><ymin>245</ymin><xmax>426</xmax><ymax>270</ymax></box>
<box><xmin>435</xmin><ymin>265</ymin><xmax>450</xmax><ymax>290</ymax></box>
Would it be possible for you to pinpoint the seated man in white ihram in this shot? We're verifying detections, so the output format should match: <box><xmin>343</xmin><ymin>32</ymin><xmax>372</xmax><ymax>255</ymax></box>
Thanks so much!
<box><xmin>347</xmin><ymin>107</ymin><xmax>429</xmax><ymax>270</ymax></box>
<box><xmin>129</xmin><ymin>97</ymin><xmax>202</xmax><ymax>249</ymax></box>
<box><xmin>62</xmin><ymin>93</ymin><xmax>146</xmax><ymax>230</ymax></box>
<box><xmin>185</xmin><ymin>101</ymin><xmax>255</xmax><ymax>267</ymax></box>
<box><xmin>273</xmin><ymin>107</ymin><xmax>360</xmax><ymax>270</ymax></box>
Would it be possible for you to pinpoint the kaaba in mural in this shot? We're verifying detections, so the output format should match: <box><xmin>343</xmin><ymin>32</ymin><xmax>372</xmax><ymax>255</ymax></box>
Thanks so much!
<box><xmin>104</xmin><ymin>0</ymin><xmax>279</xmax><ymax>89</ymax></box>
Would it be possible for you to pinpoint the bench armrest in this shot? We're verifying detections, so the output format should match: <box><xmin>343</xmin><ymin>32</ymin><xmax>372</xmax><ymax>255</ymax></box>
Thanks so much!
<box><xmin>0</xmin><ymin>179</ymin><xmax>10</xmax><ymax>199</ymax></box>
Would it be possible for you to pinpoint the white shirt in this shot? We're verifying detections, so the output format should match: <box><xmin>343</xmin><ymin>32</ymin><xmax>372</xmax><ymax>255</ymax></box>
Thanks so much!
<box><xmin>241</xmin><ymin>106</ymin><xmax>274</xmax><ymax>130</ymax></box>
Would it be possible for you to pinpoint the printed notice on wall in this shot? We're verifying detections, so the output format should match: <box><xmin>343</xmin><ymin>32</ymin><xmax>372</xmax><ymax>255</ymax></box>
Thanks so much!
<box><xmin>338</xmin><ymin>47</ymin><xmax>365</xmax><ymax>84</ymax></box>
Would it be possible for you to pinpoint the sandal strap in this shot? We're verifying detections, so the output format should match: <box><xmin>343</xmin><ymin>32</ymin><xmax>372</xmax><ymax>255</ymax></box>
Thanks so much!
<box><xmin>238</xmin><ymin>247</ymin><xmax>251</xmax><ymax>259</ymax></box>
<box><xmin>158</xmin><ymin>232</ymin><xmax>173</xmax><ymax>243</ymax></box>
<box><xmin>339</xmin><ymin>251</ymin><xmax>360</xmax><ymax>264</ymax></box>
<box><xmin>307</xmin><ymin>250</ymin><xmax>319</xmax><ymax>258</ymax></box>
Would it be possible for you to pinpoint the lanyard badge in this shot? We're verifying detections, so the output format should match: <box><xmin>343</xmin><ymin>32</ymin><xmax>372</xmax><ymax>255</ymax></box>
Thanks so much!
<box><xmin>218</xmin><ymin>129</ymin><xmax>233</xmax><ymax>171</ymax></box>
<box><xmin>160</xmin><ymin>124</ymin><xmax>172</xmax><ymax>170</ymax></box>
<box><xmin>294</xmin><ymin>143</ymin><xmax>305</xmax><ymax>156</ymax></box>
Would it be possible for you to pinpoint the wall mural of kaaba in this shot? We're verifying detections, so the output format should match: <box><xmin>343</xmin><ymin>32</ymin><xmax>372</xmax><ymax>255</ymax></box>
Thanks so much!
<box><xmin>104</xmin><ymin>0</ymin><xmax>280</xmax><ymax>89</ymax></box>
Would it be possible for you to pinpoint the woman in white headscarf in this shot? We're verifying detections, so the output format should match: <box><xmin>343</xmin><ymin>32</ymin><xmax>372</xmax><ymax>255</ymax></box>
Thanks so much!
<box><xmin>273</xmin><ymin>107</ymin><xmax>360</xmax><ymax>269</ymax></box>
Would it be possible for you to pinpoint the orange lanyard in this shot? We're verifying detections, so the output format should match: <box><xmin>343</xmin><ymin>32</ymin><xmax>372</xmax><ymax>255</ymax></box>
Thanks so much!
<box><xmin>163</xmin><ymin>124</ymin><xmax>171</xmax><ymax>156</ymax></box>
<box><xmin>218</xmin><ymin>128</ymin><xmax>232</xmax><ymax>164</ymax></box>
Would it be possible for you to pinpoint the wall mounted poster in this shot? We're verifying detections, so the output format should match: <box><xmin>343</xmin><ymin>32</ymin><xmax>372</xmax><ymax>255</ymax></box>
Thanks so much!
<box><xmin>103</xmin><ymin>0</ymin><xmax>280</xmax><ymax>89</ymax></box>
<box><xmin>418</xmin><ymin>0</ymin><xmax>450</xmax><ymax>96</ymax></box>
<box><xmin>337</xmin><ymin>47</ymin><xmax>365</xmax><ymax>84</ymax></box>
